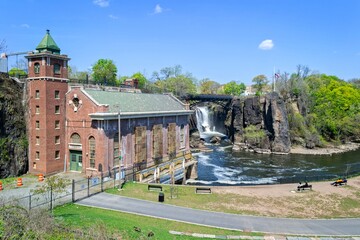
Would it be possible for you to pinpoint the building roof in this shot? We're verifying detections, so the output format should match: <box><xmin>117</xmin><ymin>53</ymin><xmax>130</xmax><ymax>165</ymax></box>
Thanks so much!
<box><xmin>84</xmin><ymin>89</ymin><xmax>190</xmax><ymax>114</ymax></box>
<box><xmin>36</xmin><ymin>30</ymin><xmax>61</xmax><ymax>54</ymax></box>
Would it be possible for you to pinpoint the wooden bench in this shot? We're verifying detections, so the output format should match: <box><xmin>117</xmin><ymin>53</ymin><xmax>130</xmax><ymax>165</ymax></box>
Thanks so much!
<box><xmin>297</xmin><ymin>182</ymin><xmax>312</xmax><ymax>191</ymax></box>
<box><xmin>148</xmin><ymin>184</ymin><xmax>162</xmax><ymax>191</ymax></box>
<box><xmin>195</xmin><ymin>187</ymin><xmax>212</xmax><ymax>194</ymax></box>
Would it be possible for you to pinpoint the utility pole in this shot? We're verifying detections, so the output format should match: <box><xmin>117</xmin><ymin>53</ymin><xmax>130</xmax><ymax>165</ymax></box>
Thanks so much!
<box><xmin>118</xmin><ymin>110</ymin><xmax>122</xmax><ymax>189</ymax></box>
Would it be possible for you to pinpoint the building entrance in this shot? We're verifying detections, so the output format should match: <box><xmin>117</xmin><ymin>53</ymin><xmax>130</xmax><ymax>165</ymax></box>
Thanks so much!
<box><xmin>70</xmin><ymin>150</ymin><xmax>82</xmax><ymax>171</ymax></box>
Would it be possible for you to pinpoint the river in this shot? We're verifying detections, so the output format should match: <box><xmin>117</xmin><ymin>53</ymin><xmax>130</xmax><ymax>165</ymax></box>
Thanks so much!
<box><xmin>188</xmin><ymin>143</ymin><xmax>360</xmax><ymax>185</ymax></box>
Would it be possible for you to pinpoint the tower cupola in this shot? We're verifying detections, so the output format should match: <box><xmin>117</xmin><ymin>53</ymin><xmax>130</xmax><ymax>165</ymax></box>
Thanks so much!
<box><xmin>36</xmin><ymin>30</ymin><xmax>61</xmax><ymax>55</ymax></box>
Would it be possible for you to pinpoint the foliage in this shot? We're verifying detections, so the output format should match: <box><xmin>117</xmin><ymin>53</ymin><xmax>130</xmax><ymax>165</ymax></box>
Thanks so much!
<box><xmin>8</xmin><ymin>67</ymin><xmax>27</xmax><ymax>78</ymax></box>
<box><xmin>130</xmin><ymin>72</ymin><xmax>148</xmax><ymax>89</ymax></box>
<box><xmin>91</xmin><ymin>59</ymin><xmax>117</xmax><ymax>86</ymax></box>
<box><xmin>68</xmin><ymin>65</ymin><xmax>89</xmax><ymax>81</ymax></box>
<box><xmin>33</xmin><ymin>175</ymin><xmax>70</xmax><ymax>195</ymax></box>
<box><xmin>307</xmin><ymin>74</ymin><xmax>360</xmax><ymax>140</ymax></box>
<box><xmin>199</xmin><ymin>78</ymin><xmax>221</xmax><ymax>94</ymax></box>
<box><xmin>243</xmin><ymin>125</ymin><xmax>267</xmax><ymax>147</ymax></box>
<box><xmin>223</xmin><ymin>81</ymin><xmax>246</xmax><ymax>96</ymax></box>
<box><xmin>348</xmin><ymin>78</ymin><xmax>360</xmax><ymax>89</ymax></box>
<box><xmin>152</xmin><ymin>65</ymin><xmax>197</xmax><ymax>96</ymax></box>
<box><xmin>252</xmin><ymin>74</ymin><xmax>269</xmax><ymax>95</ymax></box>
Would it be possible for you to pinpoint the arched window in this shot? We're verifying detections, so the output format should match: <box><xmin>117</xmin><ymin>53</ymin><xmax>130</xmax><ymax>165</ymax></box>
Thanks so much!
<box><xmin>89</xmin><ymin>136</ymin><xmax>95</xmax><ymax>168</ymax></box>
<box><xmin>34</xmin><ymin>63</ymin><xmax>40</xmax><ymax>74</ymax></box>
<box><xmin>70</xmin><ymin>133</ymin><xmax>81</xmax><ymax>144</ymax></box>
<box><xmin>54</xmin><ymin>63</ymin><xmax>61</xmax><ymax>74</ymax></box>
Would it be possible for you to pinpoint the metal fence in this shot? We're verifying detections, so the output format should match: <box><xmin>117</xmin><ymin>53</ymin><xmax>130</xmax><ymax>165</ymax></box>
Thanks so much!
<box><xmin>1</xmin><ymin>170</ymin><xmax>120</xmax><ymax>211</ymax></box>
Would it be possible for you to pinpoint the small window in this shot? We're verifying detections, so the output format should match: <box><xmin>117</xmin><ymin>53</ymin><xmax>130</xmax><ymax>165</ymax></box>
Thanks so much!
<box><xmin>36</xmin><ymin>136</ymin><xmax>40</xmax><ymax>145</ymax></box>
<box><xmin>55</xmin><ymin>105</ymin><xmax>60</xmax><ymax>114</ymax></box>
<box><xmin>33</xmin><ymin>162</ymin><xmax>37</xmax><ymax>169</ymax></box>
<box><xmin>36</xmin><ymin>121</ymin><xmax>40</xmax><ymax>129</ymax></box>
<box><xmin>55</xmin><ymin>90</ymin><xmax>60</xmax><ymax>99</ymax></box>
<box><xmin>54</xmin><ymin>64</ymin><xmax>61</xmax><ymax>74</ymax></box>
<box><xmin>35</xmin><ymin>90</ymin><xmax>40</xmax><ymax>99</ymax></box>
<box><xmin>35</xmin><ymin>105</ymin><xmax>40</xmax><ymax>114</ymax></box>
<box><xmin>35</xmin><ymin>151</ymin><xmax>40</xmax><ymax>160</ymax></box>
<box><xmin>55</xmin><ymin>150</ymin><xmax>60</xmax><ymax>159</ymax></box>
<box><xmin>55</xmin><ymin>120</ymin><xmax>60</xmax><ymax>129</ymax></box>
<box><xmin>55</xmin><ymin>136</ymin><xmax>60</xmax><ymax>144</ymax></box>
<box><xmin>34</xmin><ymin>63</ymin><xmax>40</xmax><ymax>74</ymax></box>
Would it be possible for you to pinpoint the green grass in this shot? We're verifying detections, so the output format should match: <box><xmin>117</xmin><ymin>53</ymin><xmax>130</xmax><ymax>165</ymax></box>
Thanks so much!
<box><xmin>54</xmin><ymin>203</ymin><xmax>260</xmax><ymax>239</ymax></box>
<box><xmin>0</xmin><ymin>174</ymin><xmax>38</xmax><ymax>189</ymax></box>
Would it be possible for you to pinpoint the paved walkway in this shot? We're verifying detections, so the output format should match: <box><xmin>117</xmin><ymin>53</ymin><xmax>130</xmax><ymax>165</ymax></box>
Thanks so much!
<box><xmin>76</xmin><ymin>192</ymin><xmax>360</xmax><ymax>236</ymax></box>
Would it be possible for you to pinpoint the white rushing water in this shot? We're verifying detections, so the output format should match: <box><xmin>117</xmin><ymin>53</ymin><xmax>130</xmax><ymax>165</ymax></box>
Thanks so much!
<box><xmin>195</xmin><ymin>106</ymin><xmax>225</xmax><ymax>140</ymax></box>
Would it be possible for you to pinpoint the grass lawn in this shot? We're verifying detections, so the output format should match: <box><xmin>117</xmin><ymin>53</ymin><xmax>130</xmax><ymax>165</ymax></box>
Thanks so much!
<box><xmin>54</xmin><ymin>203</ymin><xmax>261</xmax><ymax>239</ymax></box>
<box><xmin>105</xmin><ymin>181</ymin><xmax>360</xmax><ymax>219</ymax></box>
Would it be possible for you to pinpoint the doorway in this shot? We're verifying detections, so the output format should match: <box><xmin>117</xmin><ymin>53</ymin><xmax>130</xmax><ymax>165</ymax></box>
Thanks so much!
<box><xmin>70</xmin><ymin>150</ymin><xmax>82</xmax><ymax>172</ymax></box>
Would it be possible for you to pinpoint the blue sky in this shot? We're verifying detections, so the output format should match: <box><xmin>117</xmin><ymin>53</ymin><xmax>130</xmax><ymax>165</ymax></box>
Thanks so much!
<box><xmin>1</xmin><ymin>0</ymin><xmax>359</xmax><ymax>85</ymax></box>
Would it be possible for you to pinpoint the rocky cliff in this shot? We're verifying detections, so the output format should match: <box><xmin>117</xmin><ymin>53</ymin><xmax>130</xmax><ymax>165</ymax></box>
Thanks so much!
<box><xmin>0</xmin><ymin>73</ymin><xmax>28</xmax><ymax>178</ymax></box>
<box><xmin>225</xmin><ymin>92</ymin><xmax>291</xmax><ymax>153</ymax></box>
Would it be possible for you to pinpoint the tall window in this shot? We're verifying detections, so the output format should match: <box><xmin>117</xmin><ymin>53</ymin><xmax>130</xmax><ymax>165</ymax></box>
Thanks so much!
<box><xmin>35</xmin><ymin>121</ymin><xmax>40</xmax><ymax>129</ymax></box>
<box><xmin>55</xmin><ymin>135</ymin><xmax>60</xmax><ymax>144</ymax></box>
<box><xmin>35</xmin><ymin>151</ymin><xmax>40</xmax><ymax>160</ymax></box>
<box><xmin>89</xmin><ymin>137</ymin><xmax>95</xmax><ymax>168</ymax></box>
<box><xmin>180</xmin><ymin>124</ymin><xmax>186</xmax><ymax>149</ymax></box>
<box><xmin>55</xmin><ymin>105</ymin><xmax>60</xmax><ymax>114</ymax></box>
<box><xmin>113</xmin><ymin>133</ymin><xmax>119</xmax><ymax>166</ymax></box>
<box><xmin>36</xmin><ymin>136</ymin><xmax>40</xmax><ymax>145</ymax></box>
<box><xmin>54</xmin><ymin>64</ymin><xmax>61</xmax><ymax>74</ymax></box>
<box><xmin>35</xmin><ymin>90</ymin><xmax>40</xmax><ymax>99</ymax></box>
<box><xmin>55</xmin><ymin>120</ymin><xmax>60</xmax><ymax>129</ymax></box>
<box><xmin>55</xmin><ymin>150</ymin><xmax>60</xmax><ymax>159</ymax></box>
<box><xmin>35</xmin><ymin>105</ymin><xmax>40</xmax><ymax>114</ymax></box>
<box><xmin>55</xmin><ymin>90</ymin><xmax>60</xmax><ymax>99</ymax></box>
<box><xmin>34</xmin><ymin>63</ymin><xmax>40</xmax><ymax>74</ymax></box>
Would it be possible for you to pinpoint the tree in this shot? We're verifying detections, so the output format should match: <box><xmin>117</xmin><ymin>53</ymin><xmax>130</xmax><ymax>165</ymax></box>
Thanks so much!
<box><xmin>92</xmin><ymin>59</ymin><xmax>117</xmax><ymax>86</ymax></box>
<box><xmin>349</xmin><ymin>78</ymin><xmax>360</xmax><ymax>89</ymax></box>
<box><xmin>199</xmin><ymin>78</ymin><xmax>220</xmax><ymax>94</ymax></box>
<box><xmin>223</xmin><ymin>81</ymin><xmax>246</xmax><ymax>96</ymax></box>
<box><xmin>8</xmin><ymin>67</ymin><xmax>27</xmax><ymax>78</ymax></box>
<box><xmin>68</xmin><ymin>65</ymin><xmax>90</xmax><ymax>81</ymax></box>
<box><xmin>252</xmin><ymin>74</ymin><xmax>269</xmax><ymax>95</ymax></box>
<box><xmin>151</xmin><ymin>65</ymin><xmax>197</xmax><ymax>96</ymax></box>
<box><xmin>131</xmin><ymin>72</ymin><xmax>148</xmax><ymax>89</ymax></box>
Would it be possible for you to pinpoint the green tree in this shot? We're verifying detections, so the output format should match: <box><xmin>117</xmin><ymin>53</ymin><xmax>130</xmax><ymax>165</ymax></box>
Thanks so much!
<box><xmin>199</xmin><ymin>78</ymin><xmax>220</xmax><ymax>94</ymax></box>
<box><xmin>92</xmin><ymin>59</ymin><xmax>117</xmax><ymax>86</ymax></box>
<box><xmin>252</xmin><ymin>74</ymin><xmax>269</xmax><ymax>95</ymax></box>
<box><xmin>8</xmin><ymin>67</ymin><xmax>27</xmax><ymax>78</ymax></box>
<box><xmin>130</xmin><ymin>72</ymin><xmax>148</xmax><ymax>89</ymax></box>
<box><xmin>223</xmin><ymin>81</ymin><xmax>246</xmax><ymax>96</ymax></box>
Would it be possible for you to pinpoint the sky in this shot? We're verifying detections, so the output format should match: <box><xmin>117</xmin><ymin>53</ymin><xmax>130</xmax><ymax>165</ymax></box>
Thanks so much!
<box><xmin>1</xmin><ymin>0</ymin><xmax>360</xmax><ymax>85</ymax></box>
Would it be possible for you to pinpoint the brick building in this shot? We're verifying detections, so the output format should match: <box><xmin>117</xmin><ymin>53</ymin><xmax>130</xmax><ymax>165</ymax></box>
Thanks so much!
<box><xmin>26</xmin><ymin>31</ymin><xmax>196</xmax><ymax>182</ymax></box>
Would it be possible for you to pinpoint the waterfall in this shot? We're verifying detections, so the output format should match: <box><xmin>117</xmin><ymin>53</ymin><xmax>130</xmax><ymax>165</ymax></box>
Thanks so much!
<box><xmin>195</xmin><ymin>106</ymin><xmax>225</xmax><ymax>140</ymax></box>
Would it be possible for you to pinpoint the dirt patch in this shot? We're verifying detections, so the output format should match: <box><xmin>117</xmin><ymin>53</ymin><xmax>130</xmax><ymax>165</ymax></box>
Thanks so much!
<box><xmin>212</xmin><ymin>176</ymin><xmax>360</xmax><ymax>218</ymax></box>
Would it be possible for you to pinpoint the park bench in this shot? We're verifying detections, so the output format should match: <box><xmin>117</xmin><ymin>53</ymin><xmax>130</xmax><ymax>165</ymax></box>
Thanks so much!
<box><xmin>297</xmin><ymin>182</ymin><xmax>312</xmax><ymax>191</ymax></box>
<box><xmin>331</xmin><ymin>178</ymin><xmax>347</xmax><ymax>186</ymax></box>
<box><xmin>195</xmin><ymin>187</ymin><xmax>212</xmax><ymax>194</ymax></box>
<box><xmin>148</xmin><ymin>184</ymin><xmax>162</xmax><ymax>191</ymax></box>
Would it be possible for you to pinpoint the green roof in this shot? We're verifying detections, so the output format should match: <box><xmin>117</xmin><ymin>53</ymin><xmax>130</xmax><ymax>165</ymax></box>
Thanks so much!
<box><xmin>36</xmin><ymin>30</ymin><xmax>60</xmax><ymax>54</ymax></box>
<box><xmin>84</xmin><ymin>90</ymin><xmax>187</xmax><ymax>113</ymax></box>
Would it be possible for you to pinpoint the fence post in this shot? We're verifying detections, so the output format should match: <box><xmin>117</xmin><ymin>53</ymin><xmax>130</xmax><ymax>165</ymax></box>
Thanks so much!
<box><xmin>72</xmin><ymin>179</ymin><xmax>75</xmax><ymax>202</ymax></box>
<box><xmin>101</xmin><ymin>172</ymin><xmax>104</xmax><ymax>192</ymax></box>
<box><xmin>50</xmin><ymin>186</ymin><xmax>53</xmax><ymax>211</ymax></box>
<box><xmin>28</xmin><ymin>194</ymin><xmax>31</xmax><ymax>211</ymax></box>
<box><xmin>87</xmin><ymin>176</ymin><xmax>90</xmax><ymax>197</ymax></box>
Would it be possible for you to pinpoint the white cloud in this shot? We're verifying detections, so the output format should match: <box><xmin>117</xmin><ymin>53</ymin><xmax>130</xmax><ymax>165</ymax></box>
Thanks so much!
<box><xmin>154</xmin><ymin>4</ymin><xmax>163</xmax><ymax>14</ymax></box>
<box><xmin>258</xmin><ymin>39</ymin><xmax>274</xmax><ymax>50</ymax></box>
<box><xmin>20</xmin><ymin>24</ymin><xmax>30</xmax><ymax>28</ymax></box>
<box><xmin>109</xmin><ymin>14</ymin><xmax>118</xmax><ymax>19</ymax></box>
<box><xmin>93</xmin><ymin>0</ymin><xmax>109</xmax><ymax>7</ymax></box>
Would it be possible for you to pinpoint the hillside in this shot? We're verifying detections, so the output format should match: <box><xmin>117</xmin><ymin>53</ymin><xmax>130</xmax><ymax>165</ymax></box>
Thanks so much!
<box><xmin>0</xmin><ymin>73</ymin><xmax>27</xmax><ymax>178</ymax></box>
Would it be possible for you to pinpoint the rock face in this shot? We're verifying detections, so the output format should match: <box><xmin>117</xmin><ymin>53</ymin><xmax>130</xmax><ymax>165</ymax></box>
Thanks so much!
<box><xmin>0</xmin><ymin>73</ymin><xmax>28</xmax><ymax>178</ymax></box>
<box><xmin>225</xmin><ymin>92</ymin><xmax>291</xmax><ymax>153</ymax></box>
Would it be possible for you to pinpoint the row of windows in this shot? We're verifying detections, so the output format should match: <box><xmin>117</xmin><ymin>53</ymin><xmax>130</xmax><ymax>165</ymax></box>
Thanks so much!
<box><xmin>35</xmin><ymin>135</ymin><xmax>60</xmax><ymax>145</ymax></box>
<box><xmin>35</xmin><ymin>90</ymin><xmax>60</xmax><ymax>99</ymax></box>
<box><xmin>35</xmin><ymin>150</ymin><xmax>60</xmax><ymax>161</ymax></box>
<box><xmin>35</xmin><ymin>105</ymin><xmax>60</xmax><ymax>114</ymax></box>
<box><xmin>36</xmin><ymin>120</ymin><xmax>60</xmax><ymax>129</ymax></box>
<box><xmin>34</xmin><ymin>63</ymin><xmax>61</xmax><ymax>74</ymax></box>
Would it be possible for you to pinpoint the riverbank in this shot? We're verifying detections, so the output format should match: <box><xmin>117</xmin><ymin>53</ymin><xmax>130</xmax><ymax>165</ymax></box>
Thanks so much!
<box><xmin>291</xmin><ymin>142</ymin><xmax>360</xmax><ymax>155</ymax></box>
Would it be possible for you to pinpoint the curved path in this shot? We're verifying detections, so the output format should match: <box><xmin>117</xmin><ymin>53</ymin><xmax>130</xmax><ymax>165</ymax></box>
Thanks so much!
<box><xmin>76</xmin><ymin>192</ymin><xmax>360</xmax><ymax>236</ymax></box>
